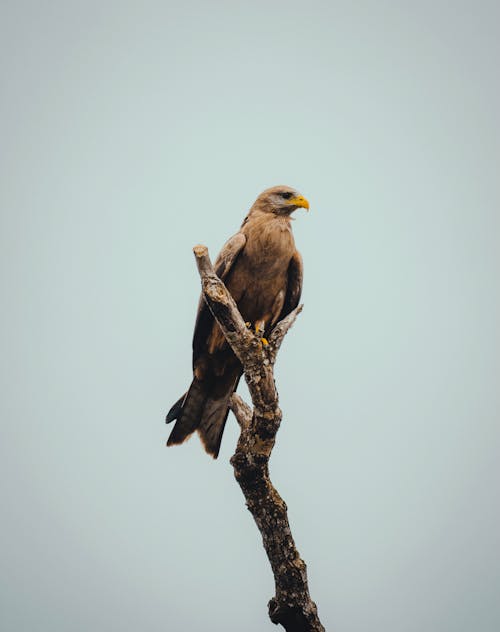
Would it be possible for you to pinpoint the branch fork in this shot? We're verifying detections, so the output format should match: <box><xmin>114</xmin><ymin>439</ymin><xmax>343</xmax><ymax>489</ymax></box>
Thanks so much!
<box><xmin>193</xmin><ymin>245</ymin><xmax>325</xmax><ymax>632</ymax></box>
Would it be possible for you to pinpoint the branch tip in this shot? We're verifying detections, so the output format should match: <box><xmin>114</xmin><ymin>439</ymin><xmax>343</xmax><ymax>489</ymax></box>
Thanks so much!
<box><xmin>193</xmin><ymin>244</ymin><xmax>208</xmax><ymax>257</ymax></box>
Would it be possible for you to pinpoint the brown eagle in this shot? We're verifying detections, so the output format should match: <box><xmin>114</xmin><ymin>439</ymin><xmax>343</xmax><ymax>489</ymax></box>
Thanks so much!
<box><xmin>166</xmin><ymin>185</ymin><xmax>309</xmax><ymax>458</ymax></box>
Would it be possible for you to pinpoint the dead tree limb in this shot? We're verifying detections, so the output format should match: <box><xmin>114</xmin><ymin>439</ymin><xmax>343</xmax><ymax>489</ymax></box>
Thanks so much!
<box><xmin>193</xmin><ymin>245</ymin><xmax>325</xmax><ymax>632</ymax></box>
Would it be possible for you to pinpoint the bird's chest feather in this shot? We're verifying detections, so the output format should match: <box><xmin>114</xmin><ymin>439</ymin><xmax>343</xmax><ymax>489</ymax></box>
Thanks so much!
<box><xmin>223</xmin><ymin>216</ymin><xmax>296</xmax><ymax>328</ymax></box>
<box><xmin>223</xmin><ymin>216</ymin><xmax>295</xmax><ymax>324</ymax></box>
<box><xmin>243</xmin><ymin>219</ymin><xmax>294</xmax><ymax>274</ymax></box>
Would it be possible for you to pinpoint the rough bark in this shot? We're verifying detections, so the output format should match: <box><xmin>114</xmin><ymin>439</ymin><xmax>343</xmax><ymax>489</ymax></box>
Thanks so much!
<box><xmin>193</xmin><ymin>245</ymin><xmax>325</xmax><ymax>632</ymax></box>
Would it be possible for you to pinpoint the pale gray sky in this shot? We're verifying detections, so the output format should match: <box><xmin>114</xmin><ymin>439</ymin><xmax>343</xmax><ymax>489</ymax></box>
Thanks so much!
<box><xmin>1</xmin><ymin>1</ymin><xmax>499</xmax><ymax>631</ymax></box>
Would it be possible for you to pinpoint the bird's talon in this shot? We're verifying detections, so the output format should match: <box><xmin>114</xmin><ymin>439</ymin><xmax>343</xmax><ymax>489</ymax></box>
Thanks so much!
<box><xmin>245</xmin><ymin>321</ymin><xmax>252</xmax><ymax>329</ymax></box>
<box><xmin>261</xmin><ymin>337</ymin><xmax>269</xmax><ymax>346</ymax></box>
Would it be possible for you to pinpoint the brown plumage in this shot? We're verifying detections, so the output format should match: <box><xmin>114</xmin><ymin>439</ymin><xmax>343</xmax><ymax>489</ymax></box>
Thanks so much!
<box><xmin>166</xmin><ymin>185</ymin><xmax>308</xmax><ymax>458</ymax></box>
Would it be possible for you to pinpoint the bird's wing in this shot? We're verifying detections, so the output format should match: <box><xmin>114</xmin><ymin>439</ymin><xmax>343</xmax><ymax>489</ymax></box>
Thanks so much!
<box><xmin>275</xmin><ymin>249</ymin><xmax>303</xmax><ymax>325</ymax></box>
<box><xmin>192</xmin><ymin>232</ymin><xmax>246</xmax><ymax>364</ymax></box>
<box><xmin>213</xmin><ymin>232</ymin><xmax>247</xmax><ymax>280</ymax></box>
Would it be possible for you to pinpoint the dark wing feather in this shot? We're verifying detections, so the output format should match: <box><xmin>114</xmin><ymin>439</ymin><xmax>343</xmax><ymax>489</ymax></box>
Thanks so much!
<box><xmin>276</xmin><ymin>249</ymin><xmax>303</xmax><ymax>324</ymax></box>
<box><xmin>192</xmin><ymin>232</ymin><xmax>246</xmax><ymax>364</ymax></box>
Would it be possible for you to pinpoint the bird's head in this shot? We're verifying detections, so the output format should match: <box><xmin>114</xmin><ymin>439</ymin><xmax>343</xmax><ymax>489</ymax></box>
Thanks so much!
<box><xmin>251</xmin><ymin>185</ymin><xmax>310</xmax><ymax>216</ymax></box>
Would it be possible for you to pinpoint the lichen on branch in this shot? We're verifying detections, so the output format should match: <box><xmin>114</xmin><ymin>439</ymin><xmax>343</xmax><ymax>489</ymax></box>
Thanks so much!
<box><xmin>193</xmin><ymin>245</ymin><xmax>324</xmax><ymax>632</ymax></box>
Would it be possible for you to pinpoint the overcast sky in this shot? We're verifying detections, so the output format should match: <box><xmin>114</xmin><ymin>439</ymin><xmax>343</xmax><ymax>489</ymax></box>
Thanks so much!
<box><xmin>1</xmin><ymin>1</ymin><xmax>499</xmax><ymax>631</ymax></box>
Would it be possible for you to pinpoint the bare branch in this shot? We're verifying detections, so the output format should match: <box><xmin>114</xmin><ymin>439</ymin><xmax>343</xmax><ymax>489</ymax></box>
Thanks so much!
<box><xmin>193</xmin><ymin>245</ymin><xmax>324</xmax><ymax>632</ymax></box>
<box><xmin>193</xmin><ymin>245</ymin><xmax>259</xmax><ymax>367</ymax></box>
<box><xmin>229</xmin><ymin>393</ymin><xmax>252</xmax><ymax>429</ymax></box>
<box><xmin>269</xmin><ymin>304</ymin><xmax>304</xmax><ymax>363</ymax></box>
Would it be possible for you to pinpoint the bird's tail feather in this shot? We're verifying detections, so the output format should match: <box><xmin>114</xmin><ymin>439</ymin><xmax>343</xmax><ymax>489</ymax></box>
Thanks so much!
<box><xmin>166</xmin><ymin>378</ymin><xmax>208</xmax><ymax>447</ymax></box>
<box><xmin>166</xmin><ymin>369</ymin><xmax>241</xmax><ymax>458</ymax></box>
<box><xmin>197</xmin><ymin>370</ymin><xmax>241</xmax><ymax>458</ymax></box>
<box><xmin>166</xmin><ymin>393</ymin><xmax>186</xmax><ymax>424</ymax></box>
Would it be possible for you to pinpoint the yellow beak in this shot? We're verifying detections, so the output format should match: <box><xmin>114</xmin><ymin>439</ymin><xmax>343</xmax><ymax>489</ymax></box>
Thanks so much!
<box><xmin>288</xmin><ymin>195</ymin><xmax>310</xmax><ymax>211</ymax></box>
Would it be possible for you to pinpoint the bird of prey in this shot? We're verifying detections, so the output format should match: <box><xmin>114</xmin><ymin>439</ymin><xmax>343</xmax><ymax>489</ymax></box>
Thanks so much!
<box><xmin>166</xmin><ymin>185</ymin><xmax>309</xmax><ymax>458</ymax></box>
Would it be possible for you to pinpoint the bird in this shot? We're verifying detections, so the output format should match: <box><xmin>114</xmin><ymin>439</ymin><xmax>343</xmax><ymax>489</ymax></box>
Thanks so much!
<box><xmin>166</xmin><ymin>185</ymin><xmax>309</xmax><ymax>458</ymax></box>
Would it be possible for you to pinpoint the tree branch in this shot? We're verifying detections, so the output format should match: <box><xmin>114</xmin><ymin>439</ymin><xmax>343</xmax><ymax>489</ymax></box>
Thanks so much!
<box><xmin>229</xmin><ymin>393</ymin><xmax>252</xmax><ymax>429</ymax></box>
<box><xmin>193</xmin><ymin>245</ymin><xmax>325</xmax><ymax>632</ymax></box>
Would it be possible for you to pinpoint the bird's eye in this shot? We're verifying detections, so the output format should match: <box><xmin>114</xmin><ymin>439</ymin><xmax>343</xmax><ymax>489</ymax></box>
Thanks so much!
<box><xmin>280</xmin><ymin>192</ymin><xmax>293</xmax><ymax>199</ymax></box>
